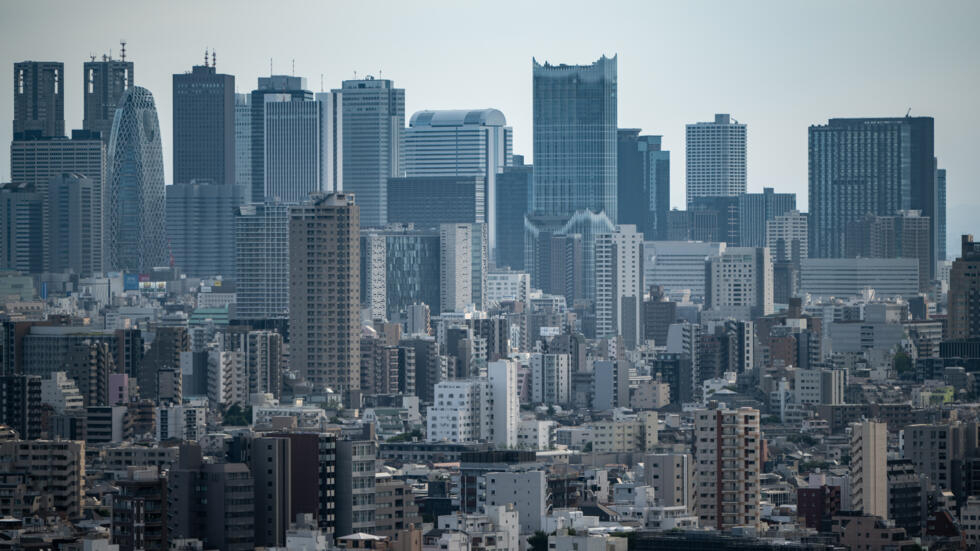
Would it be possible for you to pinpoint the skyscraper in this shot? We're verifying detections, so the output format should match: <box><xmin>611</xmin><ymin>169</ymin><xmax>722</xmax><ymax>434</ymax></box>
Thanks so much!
<box><xmin>333</xmin><ymin>77</ymin><xmax>405</xmax><ymax>227</ymax></box>
<box><xmin>0</xmin><ymin>182</ymin><xmax>43</xmax><ymax>274</ymax></box>
<box><xmin>808</xmin><ymin>117</ymin><xmax>936</xmax><ymax>274</ymax></box>
<box><xmin>249</xmin><ymin>76</ymin><xmax>314</xmax><ymax>203</ymax></box>
<box><xmin>737</xmin><ymin>187</ymin><xmax>795</xmax><ymax>247</ymax></box>
<box><xmin>495</xmin><ymin>156</ymin><xmax>532</xmax><ymax>270</ymax></box>
<box><xmin>262</xmin><ymin>92</ymin><xmax>341</xmax><ymax>203</ymax></box>
<box><xmin>617</xmin><ymin>130</ymin><xmax>670</xmax><ymax>240</ymax></box>
<box><xmin>440</xmin><ymin>224</ymin><xmax>473</xmax><ymax>314</ymax></box>
<box><xmin>44</xmin><ymin>173</ymin><xmax>100</xmax><ymax>276</ymax></box>
<box><xmin>165</xmin><ymin>180</ymin><xmax>245</xmax><ymax>277</ymax></box>
<box><xmin>851</xmin><ymin>420</ymin><xmax>888</xmax><ymax>519</ymax></box>
<box><xmin>386</xmin><ymin>176</ymin><xmax>485</xmax><ymax>227</ymax></box>
<box><xmin>172</xmin><ymin>60</ymin><xmax>235</xmax><ymax>185</ymax></box>
<box><xmin>937</xmin><ymin>168</ymin><xmax>947</xmax><ymax>262</ymax></box>
<box><xmin>105</xmin><ymin>86</ymin><xmax>167</xmax><ymax>273</ymax></box>
<box><xmin>685</xmin><ymin>114</ymin><xmax>746</xmax><ymax>207</ymax></box>
<box><xmin>766</xmin><ymin>209</ymin><xmax>808</xmax><ymax>263</ymax></box>
<box><xmin>949</xmin><ymin>234</ymin><xmax>980</xmax><ymax>339</ymax></box>
<box><xmin>705</xmin><ymin>247</ymin><xmax>774</xmax><ymax>321</ymax></box>
<box><xmin>288</xmin><ymin>193</ymin><xmax>360</xmax><ymax>398</ymax></box>
<box><xmin>845</xmin><ymin>210</ymin><xmax>932</xmax><ymax>291</ymax></box>
<box><xmin>13</xmin><ymin>61</ymin><xmax>64</xmax><ymax>139</ymax></box>
<box><xmin>234</xmin><ymin>93</ymin><xmax>252</xmax><ymax>192</ymax></box>
<box><xmin>235</xmin><ymin>202</ymin><xmax>290</xmax><ymax>320</ymax></box>
<box><xmin>403</xmin><ymin>109</ymin><xmax>512</xmax><ymax>252</ymax></box>
<box><xmin>595</xmin><ymin>225</ymin><xmax>644</xmax><ymax>348</ymax></box>
<box><xmin>532</xmin><ymin>55</ymin><xmax>617</xmax><ymax>222</ymax></box>
<box><xmin>83</xmin><ymin>52</ymin><xmax>133</xmax><ymax>143</ymax></box>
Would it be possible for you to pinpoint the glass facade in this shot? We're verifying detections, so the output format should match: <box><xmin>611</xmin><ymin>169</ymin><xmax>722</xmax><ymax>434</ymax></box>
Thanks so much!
<box><xmin>617</xmin><ymin>130</ymin><xmax>670</xmax><ymax>240</ymax></box>
<box><xmin>495</xmin><ymin>163</ymin><xmax>532</xmax><ymax>270</ymax></box>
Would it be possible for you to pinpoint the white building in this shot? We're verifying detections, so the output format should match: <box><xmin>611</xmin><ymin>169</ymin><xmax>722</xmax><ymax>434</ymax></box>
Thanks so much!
<box><xmin>517</xmin><ymin>419</ymin><xmax>556</xmax><ymax>450</ymax></box>
<box><xmin>40</xmin><ymin>371</ymin><xmax>84</xmax><ymax>413</ymax></box>
<box><xmin>437</xmin><ymin>504</ymin><xmax>520</xmax><ymax>551</ymax></box>
<box><xmin>488</xmin><ymin>360</ymin><xmax>518</xmax><ymax>448</ymax></box>
<box><xmin>548</xmin><ymin>534</ymin><xmax>627</xmax><ymax>551</ymax></box>
<box><xmin>252</xmin><ymin>399</ymin><xmax>330</xmax><ymax>430</ymax></box>
<box><xmin>766</xmin><ymin>209</ymin><xmax>808</xmax><ymax>262</ymax></box>
<box><xmin>156</xmin><ymin>404</ymin><xmax>207</xmax><ymax>441</ymax></box>
<box><xmin>595</xmin><ymin>225</ymin><xmax>644</xmax><ymax>348</ymax></box>
<box><xmin>705</xmin><ymin>247</ymin><xmax>774</xmax><ymax>320</ymax></box>
<box><xmin>685</xmin><ymin>114</ymin><xmax>747</xmax><ymax>206</ymax></box>
<box><xmin>530</xmin><ymin>353</ymin><xmax>570</xmax><ymax>406</ymax></box>
<box><xmin>483</xmin><ymin>471</ymin><xmax>548</xmax><ymax>534</ymax></box>
<box><xmin>643</xmin><ymin>241</ymin><xmax>727</xmax><ymax>300</ymax></box>
<box><xmin>801</xmin><ymin>258</ymin><xmax>920</xmax><ymax>299</ymax></box>
<box><xmin>207</xmin><ymin>345</ymin><xmax>246</xmax><ymax>407</ymax></box>
<box><xmin>486</xmin><ymin>270</ymin><xmax>531</xmax><ymax>304</ymax></box>
<box><xmin>427</xmin><ymin>360</ymin><xmax>517</xmax><ymax>446</ymax></box>
<box><xmin>440</xmin><ymin>224</ymin><xmax>473</xmax><ymax>313</ymax></box>
<box><xmin>403</xmin><ymin>109</ymin><xmax>512</xmax><ymax>256</ymax></box>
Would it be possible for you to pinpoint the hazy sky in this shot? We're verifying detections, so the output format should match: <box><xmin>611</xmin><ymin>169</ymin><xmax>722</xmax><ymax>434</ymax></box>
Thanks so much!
<box><xmin>2</xmin><ymin>0</ymin><xmax>978</xmax><ymax>257</ymax></box>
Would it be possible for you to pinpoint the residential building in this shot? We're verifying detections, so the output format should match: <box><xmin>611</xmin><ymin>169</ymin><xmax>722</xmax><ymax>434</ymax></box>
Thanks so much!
<box><xmin>252</xmin><ymin>436</ymin><xmax>292</xmax><ymax>547</ymax></box>
<box><xmin>595</xmin><ymin>225</ymin><xmax>644</xmax><ymax>348</ymax></box>
<box><xmin>704</xmin><ymin>247</ymin><xmax>774</xmax><ymax>320</ymax></box>
<box><xmin>589</xmin><ymin>412</ymin><xmax>658</xmax><ymax>453</ymax></box>
<box><xmin>530</xmin><ymin>353</ymin><xmax>570</xmax><ymax>406</ymax></box>
<box><xmin>111</xmin><ymin>466</ymin><xmax>168</xmax><ymax>551</ymax></box>
<box><xmin>644</xmin><ymin>453</ymin><xmax>693</xmax><ymax>509</ymax></box>
<box><xmin>949</xmin><ymin>234</ymin><xmax>980</xmax><ymax>339</ymax></box>
<box><xmin>427</xmin><ymin>360</ymin><xmax>517</xmax><ymax>447</ymax></box>
<box><xmin>737</xmin><ymin>188</ymin><xmax>795</xmax><ymax>247</ymax></box>
<box><xmin>336</xmin><ymin>434</ymin><xmax>377</xmax><ymax>537</ymax></box>
<box><xmin>486</xmin><ymin>270</ymin><xmax>531</xmax><ymax>305</ymax></box>
<box><xmin>375</xmin><ymin>474</ymin><xmax>421</xmax><ymax>539</ymax></box>
<box><xmin>235</xmin><ymin>202</ymin><xmax>289</xmax><ymax>319</ymax></box>
<box><xmin>0</xmin><ymin>439</ymin><xmax>84</xmax><ymax>519</ymax></box>
<box><xmin>0</xmin><ymin>375</ymin><xmax>41</xmax><ymax>439</ymax></box>
<box><xmin>766</xmin><ymin>209</ymin><xmax>808</xmax><ymax>263</ymax></box>
<box><xmin>693</xmin><ymin>407</ymin><xmax>761</xmax><ymax>531</ymax></box>
<box><xmin>850</xmin><ymin>420</ymin><xmax>888</xmax><ymax>519</ymax></box>
<box><xmin>685</xmin><ymin>114</ymin><xmax>746</xmax><ymax>207</ymax></box>
<box><xmin>482</xmin><ymin>470</ymin><xmax>548</xmax><ymax>533</ymax></box>
<box><xmin>172</xmin><ymin>62</ymin><xmax>235</xmax><ymax>185</ymax></box>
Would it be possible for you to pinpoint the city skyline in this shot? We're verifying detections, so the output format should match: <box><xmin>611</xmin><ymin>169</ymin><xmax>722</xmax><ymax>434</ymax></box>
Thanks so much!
<box><xmin>1</xmin><ymin>0</ymin><xmax>977</xmax><ymax>257</ymax></box>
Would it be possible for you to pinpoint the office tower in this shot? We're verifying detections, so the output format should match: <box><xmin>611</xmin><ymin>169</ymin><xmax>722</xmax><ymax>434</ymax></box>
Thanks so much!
<box><xmin>851</xmin><ymin>420</ymin><xmax>888</xmax><ymax>519</ymax></box>
<box><xmin>950</xmin><ymin>235</ymin><xmax>980</xmax><ymax>339</ymax></box>
<box><xmin>403</xmin><ymin>109</ymin><xmax>512</xmax><ymax>252</ymax></box>
<box><xmin>845</xmin><ymin>210</ymin><xmax>932</xmax><ymax>291</ymax></box>
<box><xmin>525</xmin><ymin>211</ymin><xmax>613</xmax><ymax>303</ymax></box>
<box><xmin>246</xmin><ymin>330</ymin><xmax>283</xmax><ymax>398</ymax></box>
<box><xmin>165</xmin><ymin>180</ymin><xmax>244</xmax><ymax>277</ymax></box>
<box><xmin>234</xmin><ymin>93</ymin><xmax>251</xmax><ymax>190</ymax></box>
<box><xmin>809</xmin><ymin>117</ymin><xmax>937</xmax><ymax>274</ymax></box>
<box><xmin>0</xmin><ymin>375</ymin><xmax>41</xmax><ymax>439</ymax></box>
<box><xmin>333</xmin><ymin>77</ymin><xmax>405</xmax><ymax>227</ymax></box>
<box><xmin>530</xmin><ymin>353</ymin><xmax>570</xmax><ymax>406</ymax></box>
<box><xmin>643</xmin><ymin>241</ymin><xmax>727</xmax><ymax>301</ymax></box>
<box><xmin>766</xmin><ymin>209</ymin><xmax>808</xmax><ymax>263</ymax></box>
<box><xmin>937</xmin><ymin>168</ymin><xmax>947</xmax><ymax>262</ymax></box>
<box><xmin>532</xmin><ymin>55</ymin><xmax>617</xmax><ymax>221</ymax></box>
<box><xmin>495</xmin><ymin>156</ymin><xmax>532</xmax><ymax>269</ymax></box>
<box><xmin>43</xmin><ymin>173</ymin><xmax>100</xmax><ymax>275</ymax></box>
<box><xmin>249</xmin><ymin>75</ymin><xmax>314</xmax><ymax>202</ymax></box>
<box><xmin>289</xmin><ymin>193</ymin><xmax>360</xmax><ymax>397</ymax></box>
<box><xmin>111</xmin><ymin>467</ymin><xmax>168</xmax><ymax>551</ymax></box>
<box><xmin>262</xmin><ymin>92</ymin><xmax>341</xmax><ymax>203</ymax></box>
<box><xmin>83</xmin><ymin>52</ymin><xmax>133</xmax><ymax>143</ymax></box>
<box><xmin>106</xmin><ymin>86</ymin><xmax>166</xmax><ymax>273</ymax></box>
<box><xmin>737</xmin><ymin>188</ymin><xmax>795</xmax><ymax>247</ymax></box>
<box><xmin>168</xmin><ymin>444</ymin><xmax>255</xmax><ymax>551</ymax></box>
<box><xmin>363</xmin><ymin>226</ymin><xmax>441</xmax><ymax>317</ymax></box>
<box><xmin>643</xmin><ymin>286</ymin><xmax>677</xmax><ymax>346</ymax></box>
<box><xmin>705</xmin><ymin>247</ymin><xmax>774</xmax><ymax>321</ymax></box>
<box><xmin>0</xmin><ymin>183</ymin><xmax>43</xmax><ymax>273</ymax></box>
<box><xmin>440</xmin><ymin>224</ymin><xmax>473</xmax><ymax>313</ymax></box>
<box><xmin>617</xmin><ymin>130</ymin><xmax>670</xmax><ymax>239</ymax></box>
<box><xmin>13</xmin><ymin>61</ymin><xmax>64</xmax><ymax>139</ymax></box>
<box><xmin>689</xmin><ymin>195</ymin><xmax>740</xmax><ymax>245</ymax></box>
<box><xmin>172</xmin><ymin>60</ymin><xmax>235</xmax><ymax>185</ymax></box>
<box><xmin>251</xmin><ymin>436</ymin><xmax>292</xmax><ymax>547</ymax></box>
<box><xmin>685</xmin><ymin>114</ymin><xmax>746</xmax><ymax>207</ymax></box>
<box><xmin>693</xmin><ymin>407</ymin><xmax>761</xmax><ymax>530</ymax></box>
<box><xmin>802</xmin><ymin>258</ymin><xmax>919</xmax><ymax>298</ymax></box>
<box><xmin>595</xmin><ymin>225</ymin><xmax>644</xmax><ymax>348</ymax></box>
<box><xmin>387</xmin><ymin>176</ymin><xmax>486</xmax><ymax>228</ymax></box>
<box><xmin>235</xmin><ymin>202</ymin><xmax>289</xmax><ymax>319</ymax></box>
<box><xmin>0</xmin><ymin>440</ymin><xmax>84</xmax><ymax>518</ymax></box>
<box><xmin>360</xmin><ymin>233</ymin><xmax>386</xmax><ymax>319</ymax></box>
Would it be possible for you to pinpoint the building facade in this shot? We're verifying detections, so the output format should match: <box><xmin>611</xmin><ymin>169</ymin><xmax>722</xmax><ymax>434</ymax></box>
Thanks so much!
<box><xmin>685</xmin><ymin>114</ymin><xmax>746</xmax><ymax>207</ymax></box>
<box><xmin>172</xmin><ymin>63</ymin><xmax>235</xmax><ymax>185</ymax></box>
<box><xmin>617</xmin><ymin>130</ymin><xmax>670</xmax><ymax>240</ymax></box>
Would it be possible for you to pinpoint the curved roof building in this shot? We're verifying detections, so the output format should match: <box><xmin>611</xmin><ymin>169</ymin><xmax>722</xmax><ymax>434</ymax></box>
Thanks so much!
<box><xmin>107</xmin><ymin>86</ymin><xmax>167</xmax><ymax>272</ymax></box>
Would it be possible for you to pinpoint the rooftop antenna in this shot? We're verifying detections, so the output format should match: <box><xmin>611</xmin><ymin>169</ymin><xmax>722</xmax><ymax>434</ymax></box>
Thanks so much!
<box><xmin>204</xmin><ymin>48</ymin><xmax>209</xmax><ymax>67</ymax></box>
<box><xmin>270</xmin><ymin>58</ymin><xmax>273</xmax><ymax>76</ymax></box>
<box><xmin>89</xmin><ymin>54</ymin><xmax>96</xmax><ymax>62</ymax></box>
<box><xmin>120</xmin><ymin>40</ymin><xmax>127</xmax><ymax>61</ymax></box>
<box><xmin>353</xmin><ymin>70</ymin><xmax>357</xmax><ymax>79</ymax></box>
<box><xmin>291</xmin><ymin>59</ymin><xmax>295</xmax><ymax>76</ymax></box>
<box><xmin>212</xmin><ymin>50</ymin><xmax>216</xmax><ymax>70</ymax></box>
<box><xmin>906</xmin><ymin>107</ymin><xmax>911</xmax><ymax>117</ymax></box>
<box><xmin>378</xmin><ymin>67</ymin><xmax>382</xmax><ymax>78</ymax></box>
<box><xmin>320</xmin><ymin>73</ymin><xmax>324</xmax><ymax>93</ymax></box>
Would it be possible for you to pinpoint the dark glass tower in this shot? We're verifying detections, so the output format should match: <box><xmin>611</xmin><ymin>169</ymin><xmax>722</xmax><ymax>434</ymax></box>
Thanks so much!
<box><xmin>13</xmin><ymin>61</ymin><xmax>64</xmax><ymax>139</ymax></box>
<box><xmin>249</xmin><ymin>76</ymin><xmax>313</xmax><ymax>203</ymax></box>
<box><xmin>83</xmin><ymin>54</ymin><xmax>133</xmax><ymax>144</ymax></box>
<box><xmin>809</xmin><ymin>117</ymin><xmax>936</xmax><ymax>275</ymax></box>
<box><xmin>173</xmin><ymin>60</ymin><xmax>235</xmax><ymax>185</ymax></box>
<box><xmin>617</xmin><ymin>129</ymin><xmax>670</xmax><ymax>240</ymax></box>
<box><xmin>106</xmin><ymin>86</ymin><xmax>167</xmax><ymax>272</ymax></box>
<box><xmin>495</xmin><ymin>156</ymin><xmax>532</xmax><ymax>269</ymax></box>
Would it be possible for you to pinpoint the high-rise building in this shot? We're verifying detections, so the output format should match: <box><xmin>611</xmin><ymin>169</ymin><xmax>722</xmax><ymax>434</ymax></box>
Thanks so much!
<box><xmin>43</xmin><ymin>173</ymin><xmax>100</xmax><ymax>276</ymax></box>
<box><xmin>617</xmin><ymin>130</ymin><xmax>670</xmax><ymax>240</ymax></box>
<box><xmin>685</xmin><ymin>114</ymin><xmax>746</xmax><ymax>207</ymax></box>
<box><xmin>234</xmin><ymin>93</ymin><xmax>251</xmax><ymax>191</ymax></box>
<box><xmin>440</xmin><ymin>224</ymin><xmax>473</xmax><ymax>314</ymax></box>
<box><xmin>495</xmin><ymin>156</ymin><xmax>532</xmax><ymax>269</ymax></box>
<box><xmin>172</xmin><ymin>61</ymin><xmax>235</xmax><ymax>185</ymax></box>
<box><xmin>165</xmin><ymin>180</ymin><xmax>244</xmax><ymax>277</ymax></box>
<box><xmin>642</xmin><ymin>286</ymin><xmax>677</xmax><ymax>347</ymax></box>
<box><xmin>251</xmin><ymin>436</ymin><xmax>292</xmax><ymax>548</ymax></box>
<box><xmin>851</xmin><ymin>420</ymin><xmax>888</xmax><ymax>519</ymax></box>
<box><xmin>246</xmin><ymin>330</ymin><xmax>283</xmax><ymax>398</ymax></box>
<box><xmin>530</xmin><ymin>353</ymin><xmax>570</xmax><ymax>406</ymax></box>
<box><xmin>595</xmin><ymin>225</ymin><xmax>644</xmax><ymax>348</ymax></box>
<box><xmin>235</xmin><ymin>202</ymin><xmax>290</xmax><ymax>320</ymax></box>
<box><xmin>289</xmin><ymin>193</ymin><xmax>360</xmax><ymax>398</ymax></box>
<box><xmin>13</xmin><ymin>61</ymin><xmax>64</xmax><ymax>139</ymax></box>
<box><xmin>532</xmin><ymin>56</ymin><xmax>617</xmax><ymax>222</ymax></box>
<box><xmin>0</xmin><ymin>375</ymin><xmax>41</xmax><ymax>440</ymax></box>
<box><xmin>809</xmin><ymin>117</ymin><xmax>936</xmax><ymax>274</ymax></box>
<box><xmin>106</xmin><ymin>86</ymin><xmax>166</xmax><ymax>273</ymax></box>
<box><xmin>387</xmin><ymin>176</ymin><xmax>485</xmax><ymax>227</ymax></box>
<box><xmin>845</xmin><ymin>211</ymin><xmax>932</xmax><ymax>291</ymax></box>
<box><xmin>403</xmin><ymin>109</ymin><xmax>512</xmax><ymax>252</ymax></box>
<box><xmin>693</xmin><ymin>407</ymin><xmax>761</xmax><ymax>530</ymax></box>
<box><xmin>937</xmin><ymin>168</ymin><xmax>947</xmax><ymax>262</ymax></box>
<box><xmin>766</xmin><ymin>209</ymin><xmax>808</xmax><ymax>263</ymax></box>
<box><xmin>642</xmin><ymin>241</ymin><xmax>727</xmax><ymax>301</ymax></box>
<box><xmin>83</xmin><ymin>53</ymin><xmax>133</xmax><ymax>143</ymax></box>
<box><xmin>949</xmin><ymin>235</ymin><xmax>980</xmax><ymax>339</ymax></box>
<box><xmin>0</xmin><ymin>182</ymin><xmax>43</xmax><ymax>274</ymax></box>
<box><xmin>737</xmin><ymin>188</ymin><xmax>795</xmax><ymax>247</ymax></box>
<box><xmin>801</xmin><ymin>258</ymin><xmax>920</xmax><ymax>299</ymax></box>
<box><xmin>0</xmin><ymin>440</ymin><xmax>84</xmax><ymax>519</ymax></box>
<box><xmin>249</xmin><ymin>76</ymin><xmax>314</xmax><ymax>203</ymax></box>
<box><xmin>705</xmin><ymin>247</ymin><xmax>774</xmax><ymax>321</ymax></box>
<box><xmin>111</xmin><ymin>466</ymin><xmax>168</xmax><ymax>551</ymax></box>
<box><xmin>426</xmin><ymin>360</ymin><xmax>517</xmax><ymax>447</ymax></box>
<box><xmin>333</xmin><ymin>77</ymin><xmax>405</xmax><ymax>227</ymax></box>
<box><xmin>336</xmin><ymin>433</ymin><xmax>377</xmax><ymax>536</ymax></box>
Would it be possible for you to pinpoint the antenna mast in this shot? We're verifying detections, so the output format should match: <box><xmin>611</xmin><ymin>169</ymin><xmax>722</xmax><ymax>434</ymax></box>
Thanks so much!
<box><xmin>120</xmin><ymin>40</ymin><xmax>127</xmax><ymax>61</ymax></box>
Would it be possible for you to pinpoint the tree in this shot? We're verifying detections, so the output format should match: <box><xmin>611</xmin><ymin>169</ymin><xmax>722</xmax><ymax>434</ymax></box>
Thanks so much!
<box><xmin>894</xmin><ymin>348</ymin><xmax>913</xmax><ymax>376</ymax></box>
<box><xmin>223</xmin><ymin>403</ymin><xmax>252</xmax><ymax>426</ymax></box>
<box><xmin>527</xmin><ymin>531</ymin><xmax>549</xmax><ymax>551</ymax></box>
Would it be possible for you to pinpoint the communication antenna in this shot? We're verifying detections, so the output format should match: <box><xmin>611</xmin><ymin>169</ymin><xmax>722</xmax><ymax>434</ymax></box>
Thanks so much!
<box><xmin>353</xmin><ymin>70</ymin><xmax>357</xmax><ymax>79</ymax></box>
<box><xmin>204</xmin><ymin>48</ymin><xmax>209</xmax><ymax>67</ymax></box>
<box><xmin>320</xmin><ymin>73</ymin><xmax>324</xmax><ymax>92</ymax></box>
<box><xmin>906</xmin><ymin>107</ymin><xmax>912</xmax><ymax>117</ymax></box>
<box><xmin>212</xmin><ymin>51</ymin><xmax>216</xmax><ymax>69</ymax></box>
<box><xmin>89</xmin><ymin>54</ymin><xmax>96</xmax><ymax>62</ymax></box>
<box><xmin>270</xmin><ymin>58</ymin><xmax>273</xmax><ymax>76</ymax></box>
<box><xmin>292</xmin><ymin>59</ymin><xmax>295</xmax><ymax>76</ymax></box>
<box><xmin>120</xmin><ymin>40</ymin><xmax>127</xmax><ymax>61</ymax></box>
<box><xmin>378</xmin><ymin>67</ymin><xmax>382</xmax><ymax>78</ymax></box>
